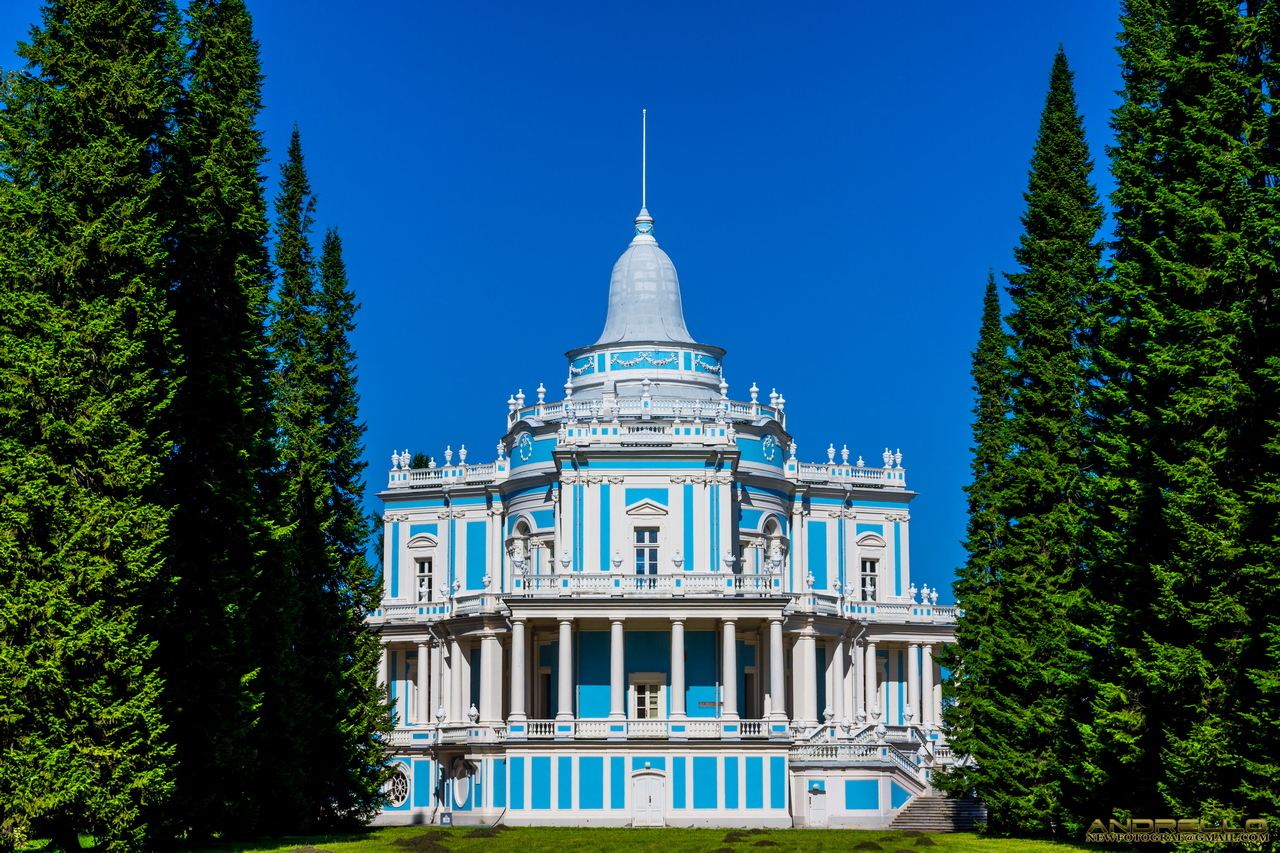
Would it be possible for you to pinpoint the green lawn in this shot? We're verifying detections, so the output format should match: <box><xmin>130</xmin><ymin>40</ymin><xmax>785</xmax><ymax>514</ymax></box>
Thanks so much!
<box><xmin>177</xmin><ymin>826</ymin><xmax>1119</xmax><ymax>853</ymax></box>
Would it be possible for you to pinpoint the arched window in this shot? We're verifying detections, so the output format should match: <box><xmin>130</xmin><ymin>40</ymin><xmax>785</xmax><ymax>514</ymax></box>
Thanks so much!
<box><xmin>763</xmin><ymin>517</ymin><xmax>788</xmax><ymax>574</ymax></box>
<box><xmin>407</xmin><ymin>534</ymin><xmax>438</xmax><ymax>603</ymax></box>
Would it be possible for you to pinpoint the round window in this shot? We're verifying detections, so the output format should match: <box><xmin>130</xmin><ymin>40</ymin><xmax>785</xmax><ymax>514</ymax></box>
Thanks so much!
<box><xmin>387</xmin><ymin>765</ymin><xmax>409</xmax><ymax>807</ymax></box>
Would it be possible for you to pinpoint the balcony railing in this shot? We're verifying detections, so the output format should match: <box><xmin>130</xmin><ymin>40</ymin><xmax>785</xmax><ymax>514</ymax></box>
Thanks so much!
<box><xmin>512</xmin><ymin>718</ymin><xmax>778</xmax><ymax>740</ymax></box>
<box><xmin>512</xmin><ymin>571</ymin><xmax>785</xmax><ymax>597</ymax></box>
<box><xmin>790</xmin><ymin>742</ymin><xmax>922</xmax><ymax>777</ymax></box>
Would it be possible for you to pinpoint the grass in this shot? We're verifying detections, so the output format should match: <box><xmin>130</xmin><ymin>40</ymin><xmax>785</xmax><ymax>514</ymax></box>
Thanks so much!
<box><xmin>177</xmin><ymin>826</ymin><xmax>1122</xmax><ymax>853</ymax></box>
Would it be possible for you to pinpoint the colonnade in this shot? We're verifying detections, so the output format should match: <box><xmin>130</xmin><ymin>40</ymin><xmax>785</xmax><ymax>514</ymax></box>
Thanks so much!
<box><xmin>377</xmin><ymin>621</ymin><xmax>943</xmax><ymax>730</ymax></box>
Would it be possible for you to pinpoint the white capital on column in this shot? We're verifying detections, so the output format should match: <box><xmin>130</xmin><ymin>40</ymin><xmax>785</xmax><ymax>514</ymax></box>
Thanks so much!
<box><xmin>670</xmin><ymin>618</ymin><xmax>687</xmax><ymax>719</ymax></box>
<box><xmin>416</xmin><ymin>642</ymin><xmax>430</xmax><ymax>725</ymax></box>
<box><xmin>769</xmin><ymin>618</ymin><xmax>786</xmax><ymax>723</ymax></box>
<box><xmin>609</xmin><ymin>619</ymin><xmax>626</xmax><ymax>720</ymax></box>
<box><xmin>865</xmin><ymin>640</ymin><xmax>879</xmax><ymax>720</ymax></box>
<box><xmin>556</xmin><ymin>619</ymin><xmax>574</xmax><ymax>720</ymax></box>
<box><xmin>509</xmin><ymin>620</ymin><xmax>527</xmax><ymax>722</ymax></box>
<box><xmin>722</xmin><ymin>620</ymin><xmax>739</xmax><ymax>720</ymax></box>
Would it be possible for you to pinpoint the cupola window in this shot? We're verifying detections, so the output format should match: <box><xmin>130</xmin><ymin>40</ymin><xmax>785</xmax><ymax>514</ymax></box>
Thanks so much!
<box><xmin>416</xmin><ymin>558</ymin><xmax>434</xmax><ymax>603</ymax></box>
<box><xmin>860</xmin><ymin>559</ymin><xmax>878</xmax><ymax>602</ymax></box>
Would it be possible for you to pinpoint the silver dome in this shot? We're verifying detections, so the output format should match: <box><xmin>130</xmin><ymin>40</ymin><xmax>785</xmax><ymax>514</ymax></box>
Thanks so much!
<box><xmin>593</xmin><ymin>209</ymin><xmax>696</xmax><ymax>345</ymax></box>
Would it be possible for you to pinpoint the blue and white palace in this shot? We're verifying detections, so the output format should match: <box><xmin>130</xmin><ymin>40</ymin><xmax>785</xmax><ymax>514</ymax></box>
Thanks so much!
<box><xmin>372</xmin><ymin>203</ymin><xmax>959</xmax><ymax>828</ymax></box>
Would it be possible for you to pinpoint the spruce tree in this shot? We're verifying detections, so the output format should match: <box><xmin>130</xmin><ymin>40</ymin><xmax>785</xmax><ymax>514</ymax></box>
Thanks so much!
<box><xmin>310</xmin><ymin>227</ymin><xmax>391</xmax><ymax>826</ymax></box>
<box><xmin>0</xmin><ymin>1</ymin><xmax>179</xmax><ymax>848</ymax></box>
<box><xmin>1085</xmin><ymin>0</ymin><xmax>1280</xmax><ymax>827</ymax></box>
<box><xmin>154</xmin><ymin>0</ymin><xmax>276</xmax><ymax>837</ymax></box>
<box><xmin>938</xmin><ymin>272</ymin><xmax>1015</xmax><ymax>816</ymax></box>
<box><xmin>943</xmin><ymin>51</ymin><xmax>1103</xmax><ymax>834</ymax></box>
<box><xmin>255</xmin><ymin>125</ymin><xmax>322</xmax><ymax>833</ymax></box>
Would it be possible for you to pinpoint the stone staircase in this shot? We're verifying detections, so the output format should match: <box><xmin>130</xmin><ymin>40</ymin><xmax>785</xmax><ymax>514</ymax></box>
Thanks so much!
<box><xmin>890</xmin><ymin>796</ymin><xmax>987</xmax><ymax>832</ymax></box>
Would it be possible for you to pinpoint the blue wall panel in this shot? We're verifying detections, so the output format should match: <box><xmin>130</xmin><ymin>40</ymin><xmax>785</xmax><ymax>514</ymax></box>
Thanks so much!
<box><xmin>684</xmin><ymin>631</ymin><xmax>718</xmax><ymax>717</ymax></box>
<box><xmin>891</xmin><ymin>782</ymin><xmax>912</xmax><ymax>808</ymax></box>
<box><xmin>540</xmin><ymin>641</ymin><xmax>559</xmax><ymax>718</ymax></box>
<box><xmin>894</xmin><ymin>521</ymin><xmax>902</xmax><ymax>595</ymax></box>
<box><xmin>558</xmin><ymin>756</ymin><xmax>573</xmax><ymax>809</ymax></box>
<box><xmin>579</xmin><ymin>757</ymin><xmax>604</xmax><ymax>809</ymax></box>
<box><xmin>770</xmin><ymin>756</ymin><xmax>786</xmax><ymax>808</ymax></box>
<box><xmin>492</xmin><ymin>759</ymin><xmax>506</xmax><ymax>808</ymax></box>
<box><xmin>724</xmin><ymin>756</ymin><xmax>739</xmax><ymax>809</ymax></box>
<box><xmin>625</xmin><ymin>488</ymin><xmax>668</xmax><ymax>506</ymax></box>
<box><xmin>816</xmin><ymin>646</ymin><xmax>827</xmax><ymax>718</ymax></box>
<box><xmin>693</xmin><ymin>756</ymin><xmax>718</xmax><ymax>808</ymax></box>
<box><xmin>631</xmin><ymin>756</ymin><xmax>666</xmax><ymax>770</ymax></box>
<box><xmin>673</xmin><ymin>756</ymin><xmax>687</xmax><ymax>808</ymax></box>
<box><xmin>532</xmin><ymin>757</ymin><xmax>551</xmax><ymax>809</ymax></box>
<box><xmin>611</xmin><ymin>756</ymin><xmax>625</xmax><ymax>809</ymax></box>
<box><xmin>465</xmin><ymin>521</ymin><xmax>487</xmax><ymax>590</ymax></box>
<box><xmin>390</xmin><ymin>522</ymin><xmax>400</xmax><ymax>598</ymax></box>
<box><xmin>577</xmin><ymin>631</ymin><xmax>609</xmax><ymax>717</ymax></box>
<box><xmin>469</xmin><ymin>647</ymin><xmax>481</xmax><ymax>709</ymax></box>
<box><xmin>624</xmin><ymin>630</ymin><xmax>671</xmax><ymax>716</ymax></box>
<box><xmin>409</xmin><ymin>523</ymin><xmax>438</xmax><ymax>538</ymax></box>
<box><xmin>683</xmin><ymin>484</ymin><xmax>694</xmax><ymax>569</ymax></box>
<box><xmin>511</xmin><ymin>757</ymin><xmax>525</xmax><ymax>809</ymax></box>
<box><xmin>846</xmin><ymin>779</ymin><xmax>879</xmax><ymax>809</ymax></box>
<box><xmin>745</xmin><ymin>757</ymin><xmax>763</xmax><ymax>808</ymax></box>
<box><xmin>739</xmin><ymin>508</ymin><xmax>763</xmax><ymax>531</ymax></box>
<box><xmin>855</xmin><ymin>523</ymin><xmax>884</xmax><ymax>536</ymax></box>
<box><xmin>809</xmin><ymin>520</ymin><xmax>828</xmax><ymax>589</ymax></box>
<box><xmin>412</xmin><ymin>760</ymin><xmax>433</xmax><ymax>808</ymax></box>
<box><xmin>599</xmin><ymin>484</ymin><xmax>610</xmax><ymax>572</ymax></box>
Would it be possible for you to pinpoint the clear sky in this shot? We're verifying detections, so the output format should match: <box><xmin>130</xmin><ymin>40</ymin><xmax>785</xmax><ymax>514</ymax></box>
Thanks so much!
<box><xmin>0</xmin><ymin>0</ymin><xmax>1124</xmax><ymax>601</ymax></box>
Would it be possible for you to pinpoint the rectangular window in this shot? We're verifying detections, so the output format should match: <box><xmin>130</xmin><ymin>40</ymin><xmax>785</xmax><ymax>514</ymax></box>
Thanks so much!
<box><xmin>635</xmin><ymin>682</ymin><xmax>661</xmax><ymax>719</ymax></box>
<box><xmin>416</xmin><ymin>558</ymin><xmax>433</xmax><ymax>603</ymax></box>
<box><xmin>634</xmin><ymin>528</ymin><xmax>658</xmax><ymax>580</ymax></box>
<box><xmin>860</xmin><ymin>559</ymin><xmax>877</xmax><ymax>602</ymax></box>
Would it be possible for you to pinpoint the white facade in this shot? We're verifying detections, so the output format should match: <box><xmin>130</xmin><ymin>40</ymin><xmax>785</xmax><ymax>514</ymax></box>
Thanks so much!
<box><xmin>373</xmin><ymin>207</ymin><xmax>958</xmax><ymax>828</ymax></box>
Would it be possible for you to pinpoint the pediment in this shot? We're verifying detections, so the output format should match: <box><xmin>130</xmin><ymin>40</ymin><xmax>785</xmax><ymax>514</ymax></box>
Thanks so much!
<box><xmin>408</xmin><ymin>534</ymin><xmax>439</xmax><ymax>549</ymax></box>
<box><xmin>625</xmin><ymin>499</ymin><xmax>669</xmax><ymax>517</ymax></box>
<box><xmin>856</xmin><ymin>534</ymin><xmax>887</xmax><ymax>548</ymax></box>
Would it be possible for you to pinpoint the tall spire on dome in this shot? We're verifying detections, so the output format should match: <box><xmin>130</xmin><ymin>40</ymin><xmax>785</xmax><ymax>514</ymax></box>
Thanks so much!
<box><xmin>593</xmin><ymin>111</ymin><xmax>696</xmax><ymax>345</ymax></box>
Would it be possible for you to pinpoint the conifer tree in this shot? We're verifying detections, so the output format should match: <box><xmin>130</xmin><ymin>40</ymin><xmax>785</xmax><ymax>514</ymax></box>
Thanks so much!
<box><xmin>308</xmin><ymin>227</ymin><xmax>391</xmax><ymax>826</ymax></box>
<box><xmin>938</xmin><ymin>271</ymin><xmax>1015</xmax><ymax>814</ymax></box>
<box><xmin>943</xmin><ymin>51</ymin><xmax>1103</xmax><ymax>834</ymax></box>
<box><xmin>255</xmin><ymin>125</ymin><xmax>322</xmax><ymax>833</ymax></box>
<box><xmin>1085</xmin><ymin>0</ymin><xmax>1280</xmax><ymax>826</ymax></box>
<box><xmin>0</xmin><ymin>1</ymin><xmax>179</xmax><ymax>848</ymax></box>
<box><xmin>154</xmin><ymin>0</ymin><xmax>276</xmax><ymax>837</ymax></box>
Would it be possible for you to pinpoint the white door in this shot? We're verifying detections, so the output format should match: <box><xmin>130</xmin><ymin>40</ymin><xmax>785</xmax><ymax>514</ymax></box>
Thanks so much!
<box><xmin>808</xmin><ymin>789</ymin><xmax>828</xmax><ymax>827</ymax></box>
<box><xmin>632</xmin><ymin>773</ymin><xmax>666</xmax><ymax>827</ymax></box>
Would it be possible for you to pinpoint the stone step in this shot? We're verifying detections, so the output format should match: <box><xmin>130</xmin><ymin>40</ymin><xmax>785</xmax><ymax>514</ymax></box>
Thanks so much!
<box><xmin>890</xmin><ymin>796</ymin><xmax>987</xmax><ymax>833</ymax></box>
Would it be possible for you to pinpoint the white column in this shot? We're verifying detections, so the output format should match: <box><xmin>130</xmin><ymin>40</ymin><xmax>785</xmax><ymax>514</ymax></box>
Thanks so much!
<box><xmin>430</xmin><ymin>640</ymin><xmax>444</xmax><ymax>724</ymax></box>
<box><xmin>922</xmin><ymin>642</ymin><xmax>936</xmax><ymax>727</ymax></box>
<box><xmin>416</xmin><ymin>642</ymin><xmax>430</xmax><ymax>725</ymax></box>
<box><xmin>802</xmin><ymin>631</ymin><xmax>818</xmax><ymax>727</ymax></box>
<box><xmin>789</xmin><ymin>636</ymin><xmax>803</xmax><ymax>724</ymax></box>
<box><xmin>769</xmin><ymin>618</ymin><xmax>786</xmax><ymax>722</ymax></box>
<box><xmin>722</xmin><ymin>619</ymin><xmax>739</xmax><ymax>720</ymax></box>
<box><xmin>609</xmin><ymin>619</ymin><xmax>626</xmax><ymax>719</ymax></box>
<box><xmin>908</xmin><ymin>642</ymin><xmax>921</xmax><ymax>725</ymax></box>
<box><xmin>556</xmin><ymin>618</ymin><xmax>573</xmax><ymax>720</ymax></box>
<box><xmin>670</xmin><ymin>618</ymin><xmax>687</xmax><ymax>719</ymax></box>
<box><xmin>480</xmin><ymin>631</ymin><xmax>501</xmax><ymax>725</ymax></box>
<box><xmin>865</xmin><ymin>640</ymin><xmax>879</xmax><ymax>720</ymax></box>
<box><xmin>509</xmin><ymin>619</ymin><xmax>527</xmax><ymax>722</ymax></box>
<box><xmin>831</xmin><ymin>635</ymin><xmax>845</xmax><ymax>726</ymax></box>
<box><xmin>852</xmin><ymin>638</ymin><xmax>864</xmax><ymax>721</ymax></box>
<box><xmin>449</xmin><ymin>636</ymin><xmax>464</xmax><ymax>723</ymax></box>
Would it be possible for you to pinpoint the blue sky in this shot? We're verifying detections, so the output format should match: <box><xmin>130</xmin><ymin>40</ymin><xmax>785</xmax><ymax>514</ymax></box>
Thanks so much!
<box><xmin>0</xmin><ymin>0</ymin><xmax>1124</xmax><ymax>600</ymax></box>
